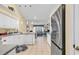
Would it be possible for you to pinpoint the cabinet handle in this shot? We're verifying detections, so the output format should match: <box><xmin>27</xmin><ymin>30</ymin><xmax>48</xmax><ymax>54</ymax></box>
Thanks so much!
<box><xmin>73</xmin><ymin>44</ymin><xmax>79</xmax><ymax>50</ymax></box>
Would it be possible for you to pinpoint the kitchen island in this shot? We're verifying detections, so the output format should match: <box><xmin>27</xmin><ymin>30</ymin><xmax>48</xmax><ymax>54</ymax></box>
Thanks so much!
<box><xmin>0</xmin><ymin>32</ymin><xmax>35</xmax><ymax>45</ymax></box>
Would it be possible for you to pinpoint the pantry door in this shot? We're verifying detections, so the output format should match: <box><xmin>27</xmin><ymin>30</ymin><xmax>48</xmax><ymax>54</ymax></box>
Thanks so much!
<box><xmin>73</xmin><ymin>5</ymin><xmax>79</xmax><ymax>55</ymax></box>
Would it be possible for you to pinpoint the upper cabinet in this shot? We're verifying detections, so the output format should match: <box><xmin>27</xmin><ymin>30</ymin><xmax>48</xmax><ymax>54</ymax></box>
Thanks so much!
<box><xmin>2</xmin><ymin>4</ymin><xmax>24</xmax><ymax>18</ymax></box>
<box><xmin>0</xmin><ymin>13</ymin><xmax>19</xmax><ymax>29</ymax></box>
<box><xmin>0</xmin><ymin>5</ymin><xmax>18</xmax><ymax>19</ymax></box>
<box><xmin>0</xmin><ymin>4</ymin><xmax>24</xmax><ymax>20</ymax></box>
<box><xmin>0</xmin><ymin>4</ymin><xmax>27</xmax><ymax>33</ymax></box>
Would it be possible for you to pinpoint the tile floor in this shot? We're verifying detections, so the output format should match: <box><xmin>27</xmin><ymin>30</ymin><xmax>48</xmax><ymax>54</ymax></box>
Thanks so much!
<box><xmin>16</xmin><ymin>36</ymin><xmax>51</xmax><ymax>55</ymax></box>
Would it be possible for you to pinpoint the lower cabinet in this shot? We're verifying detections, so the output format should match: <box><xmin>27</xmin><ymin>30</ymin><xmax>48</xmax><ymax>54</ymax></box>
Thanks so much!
<box><xmin>7</xmin><ymin>49</ymin><xmax>16</xmax><ymax>55</ymax></box>
<box><xmin>1</xmin><ymin>34</ymin><xmax>35</xmax><ymax>45</ymax></box>
<box><xmin>22</xmin><ymin>35</ymin><xmax>35</xmax><ymax>44</ymax></box>
<box><xmin>1</xmin><ymin>36</ymin><xmax>16</xmax><ymax>44</ymax></box>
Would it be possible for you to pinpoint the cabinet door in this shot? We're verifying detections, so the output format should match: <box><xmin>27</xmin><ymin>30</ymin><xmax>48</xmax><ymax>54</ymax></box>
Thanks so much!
<box><xmin>0</xmin><ymin>13</ymin><xmax>18</xmax><ymax>29</ymax></box>
<box><xmin>8</xmin><ymin>19</ymin><xmax>18</xmax><ymax>29</ymax></box>
<box><xmin>14</xmin><ymin>35</ymin><xmax>34</xmax><ymax>45</ymax></box>
<box><xmin>2</xmin><ymin>36</ymin><xmax>16</xmax><ymax>44</ymax></box>
<box><xmin>0</xmin><ymin>14</ymin><xmax>7</xmax><ymax>28</ymax></box>
<box><xmin>22</xmin><ymin>35</ymin><xmax>33</xmax><ymax>44</ymax></box>
<box><xmin>16</xmin><ymin>35</ymin><xmax>25</xmax><ymax>45</ymax></box>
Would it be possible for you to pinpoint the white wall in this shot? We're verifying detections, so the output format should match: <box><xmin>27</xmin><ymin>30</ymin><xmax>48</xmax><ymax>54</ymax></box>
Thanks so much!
<box><xmin>66</xmin><ymin>5</ymin><xmax>74</xmax><ymax>55</ymax></box>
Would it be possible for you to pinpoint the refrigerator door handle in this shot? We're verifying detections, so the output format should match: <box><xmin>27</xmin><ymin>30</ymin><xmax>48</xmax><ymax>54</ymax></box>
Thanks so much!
<box><xmin>51</xmin><ymin>40</ymin><xmax>62</xmax><ymax>51</ymax></box>
<box><xmin>73</xmin><ymin>44</ymin><xmax>79</xmax><ymax>50</ymax></box>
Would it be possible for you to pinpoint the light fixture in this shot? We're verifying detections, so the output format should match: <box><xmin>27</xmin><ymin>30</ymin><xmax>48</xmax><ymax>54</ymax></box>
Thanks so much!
<box><xmin>19</xmin><ymin>5</ymin><xmax>21</xmax><ymax>7</ymax></box>
<box><xmin>25</xmin><ymin>5</ymin><xmax>27</xmax><ymax>7</ymax></box>
<box><xmin>29</xmin><ymin>5</ymin><xmax>31</xmax><ymax>7</ymax></box>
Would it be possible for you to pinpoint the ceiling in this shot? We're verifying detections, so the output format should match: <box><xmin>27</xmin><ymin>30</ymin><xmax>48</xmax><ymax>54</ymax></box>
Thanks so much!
<box><xmin>16</xmin><ymin>4</ymin><xmax>60</xmax><ymax>25</ymax></box>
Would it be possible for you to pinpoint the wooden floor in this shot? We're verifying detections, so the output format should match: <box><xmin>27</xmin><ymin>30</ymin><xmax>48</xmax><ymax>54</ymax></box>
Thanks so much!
<box><xmin>16</xmin><ymin>37</ymin><xmax>51</xmax><ymax>55</ymax></box>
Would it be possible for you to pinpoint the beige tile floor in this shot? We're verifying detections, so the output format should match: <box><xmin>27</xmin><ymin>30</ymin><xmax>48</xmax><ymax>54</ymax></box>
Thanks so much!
<box><xmin>16</xmin><ymin>36</ymin><xmax>51</xmax><ymax>55</ymax></box>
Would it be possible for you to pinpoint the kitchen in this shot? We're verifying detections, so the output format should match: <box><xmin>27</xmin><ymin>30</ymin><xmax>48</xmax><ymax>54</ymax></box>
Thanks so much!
<box><xmin>0</xmin><ymin>4</ymin><xmax>63</xmax><ymax>55</ymax></box>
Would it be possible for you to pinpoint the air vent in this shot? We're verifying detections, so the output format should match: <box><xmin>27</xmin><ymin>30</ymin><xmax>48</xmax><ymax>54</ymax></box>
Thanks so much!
<box><xmin>8</xmin><ymin>6</ymin><xmax>14</xmax><ymax>11</ymax></box>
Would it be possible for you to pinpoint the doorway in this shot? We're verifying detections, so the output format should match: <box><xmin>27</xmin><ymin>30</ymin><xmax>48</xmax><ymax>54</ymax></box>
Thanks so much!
<box><xmin>33</xmin><ymin>25</ymin><xmax>45</xmax><ymax>38</ymax></box>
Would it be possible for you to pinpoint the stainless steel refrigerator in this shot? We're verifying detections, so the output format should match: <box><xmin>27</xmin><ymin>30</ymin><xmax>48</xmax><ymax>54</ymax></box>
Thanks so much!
<box><xmin>51</xmin><ymin>5</ymin><xmax>65</xmax><ymax>55</ymax></box>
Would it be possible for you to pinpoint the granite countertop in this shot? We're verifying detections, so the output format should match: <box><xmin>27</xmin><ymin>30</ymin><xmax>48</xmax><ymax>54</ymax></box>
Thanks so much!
<box><xmin>8</xmin><ymin>32</ymin><xmax>35</xmax><ymax>35</ymax></box>
<box><xmin>0</xmin><ymin>45</ymin><xmax>16</xmax><ymax>55</ymax></box>
<box><xmin>0</xmin><ymin>32</ymin><xmax>35</xmax><ymax>38</ymax></box>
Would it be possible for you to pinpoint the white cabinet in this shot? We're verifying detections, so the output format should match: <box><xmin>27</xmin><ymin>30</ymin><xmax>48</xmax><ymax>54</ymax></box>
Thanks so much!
<box><xmin>47</xmin><ymin>33</ymin><xmax>51</xmax><ymax>46</ymax></box>
<box><xmin>22</xmin><ymin>34</ymin><xmax>35</xmax><ymax>44</ymax></box>
<box><xmin>6</xmin><ymin>18</ymin><xmax>18</xmax><ymax>29</ymax></box>
<box><xmin>0</xmin><ymin>13</ymin><xmax>18</xmax><ymax>29</ymax></box>
<box><xmin>1</xmin><ymin>36</ymin><xmax>17</xmax><ymax>44</ymax></box>
<box><xmin>1</xmin><ymin>35</ymin><xmax>24</xmax><ymax>45</ymax></box>
<box><xmin>2</xmin><ymin>34</ymin><xmax>35</xmax><ymax>45</ymax></box>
